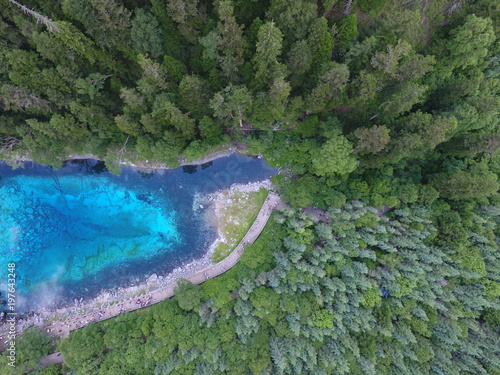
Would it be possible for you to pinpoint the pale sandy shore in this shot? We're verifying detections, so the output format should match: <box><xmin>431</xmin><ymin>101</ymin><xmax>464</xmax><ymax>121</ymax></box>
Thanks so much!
<box><xmin>0</xmin><ymin>180</ymin><xmax>279</xmax><ymax>343</ymax></box>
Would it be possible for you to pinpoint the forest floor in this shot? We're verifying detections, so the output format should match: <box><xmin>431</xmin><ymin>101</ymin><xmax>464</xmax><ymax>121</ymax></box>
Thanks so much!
<box><xmin>301</xmin><ymin>206</ymin><xmax>330</xmax><ymax>223</ymax></box>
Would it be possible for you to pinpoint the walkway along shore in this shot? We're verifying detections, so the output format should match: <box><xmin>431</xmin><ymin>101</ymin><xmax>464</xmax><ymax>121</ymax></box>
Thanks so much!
<box><xmin>43</xmin><ymin>191</ymin><xmax>281</xmax><ymax>339</ymax></box>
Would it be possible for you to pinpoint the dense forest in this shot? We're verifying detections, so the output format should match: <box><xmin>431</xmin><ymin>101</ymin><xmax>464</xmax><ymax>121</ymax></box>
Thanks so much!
<box><xmin>0</xmin><ymin>0</ymin><xmax>499</xmax><ymax>373</ymax></box>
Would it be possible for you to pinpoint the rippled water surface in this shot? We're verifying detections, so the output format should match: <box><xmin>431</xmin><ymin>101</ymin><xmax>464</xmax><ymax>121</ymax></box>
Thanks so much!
<box><xmin>0</xmin><ymin>155</ymin><xmax>276</xmax><ymax>311</ymax></box>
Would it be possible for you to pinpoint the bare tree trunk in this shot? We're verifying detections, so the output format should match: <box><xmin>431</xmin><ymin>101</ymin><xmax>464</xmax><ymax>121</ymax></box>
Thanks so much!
<box><xmin>342</xmin><ymin>0</ymin><xmax>354</xmax><ymax>15</ymax></box>
<box><xmin>7</xmin><ymin>0</ymin><xmax>59</xmax><ymax>32</ymax></box>
<box><xmin>446</xmin><ymin>0</ymin><xmax>466</xmax><ymax>15</ymax></box>
<box><xmin>91</xmin><ymin>74</ymin><xmax>113</xmax><ymax>87</ymax></box>
<box><xmin>400</xmin><ymin>0</ymin><xmax>417</xmax><ymax>6</ymax></box>
<box><xmin>117</xmin><ymin>135</ymin><xmax>130</xmax><ymax>163</ymax></box>
<box><xmin>0</xmin><ymin>136</ymin><xmax>20</xmax><ymax>152</ymax></box>
<box><xmin>238</xmin><ymin>107</ymin><xmax>244</xmax><ymax>127</ymax></box>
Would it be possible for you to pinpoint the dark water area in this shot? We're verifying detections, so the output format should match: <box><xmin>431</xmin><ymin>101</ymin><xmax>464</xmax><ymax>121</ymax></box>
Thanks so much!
<box><xmin>0</xmin><ymin>154</ymin><xmax>277</xmax><ymax>312</ymax></box>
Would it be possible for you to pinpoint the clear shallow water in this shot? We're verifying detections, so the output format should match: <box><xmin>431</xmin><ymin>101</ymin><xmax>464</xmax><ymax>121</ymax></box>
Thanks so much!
<box><xmin>0</xmin><ymin>154</ymin><xmax>277</xmax><ymax>312</ymax></box>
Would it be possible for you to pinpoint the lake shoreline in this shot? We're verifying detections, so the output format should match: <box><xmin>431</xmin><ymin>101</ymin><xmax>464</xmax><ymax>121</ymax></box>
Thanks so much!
<box><xmin>3</xmin><ymin>147</ymin><xmax>244</xmax><ymax>171</ymax></box>
<box><xmin>0</xmin><ymin>178</ymin><xmax>274</xmax><ymax>341</ymax></box>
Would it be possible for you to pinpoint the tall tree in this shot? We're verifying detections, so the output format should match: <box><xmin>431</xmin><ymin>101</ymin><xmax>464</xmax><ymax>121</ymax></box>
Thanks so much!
<box><xmin>216</xmin><ymin>0</ymin><xmax>246</xmax><ymax>82</ymax></box>
<box><xmin>177</xmin><ymin>75</ymin><xmax>212</xmax><ymax>119</ymax></box>
<box><xmin>286</xmin><ymin>40</ymin><xmax>313</xmax><ymax>77</ymax></box>
<box><xmin>210</xmin><ymin>83</ymin><xmax>252</xmax><ymax>128</ymax></box>
<box><xmin>6</xmin><ymin>0</ymin><xmax>59</xmax><ymax>31</ymax></box>
<box><xmin>167</xmin><ymin>0</ymin><xmax>207</xmax><ymax>43</ymax></box>
<box><xmin>431</xmin><ymin>170</ymin><xmax>499</xmax><ymax>200</ymax></box>
<box><xmin>446</xmin><ymin>14</ymin><xmax>495</xmax><ymax>71</ymax></box>
<box><xmin>307</xmin><ymin>17</ymin><xmax>334</xmax><ymax>71</ymax></box>
<box><xmin>354</xmin><ymin>125</ymin><xmax>390</xmax><ymax>155</ymax></box>
<box><xmin>131</xmin><ymin>8</ymin><xmax>164</xmax><ymax>59</ymax></box>
<box><xmin>252</xmin><ymin>21</ymin><xmax>286</xmax><ymax>89</ymax></box>
<box><xmin>267</xmin><ymin>0</ymin><xmax>317</xmax><ymax>48</ymax></box>
<box><xmin>306</xmin><ymin>62</ymin><xmax>349</xmax><ymax>113</ymax></box>
<box><xmin>61</xmin><ymin>0</ymin><xmax>132</xmax><ymax>53</ymax></box>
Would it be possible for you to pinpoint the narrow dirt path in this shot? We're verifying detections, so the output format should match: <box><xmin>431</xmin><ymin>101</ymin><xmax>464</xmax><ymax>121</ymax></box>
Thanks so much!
<box><xmin>301</xmin><ymin>206</ymin><xmax>330</xmax><ymax>223</ymax></box>
<box><xmin>38</xmin><ymin>352</ymin><xmax>63</xmax><ymax>366</ymax></box>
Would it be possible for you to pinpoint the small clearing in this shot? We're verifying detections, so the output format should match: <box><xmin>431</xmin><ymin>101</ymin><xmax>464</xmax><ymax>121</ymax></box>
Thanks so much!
<box><xmin>211</xmin><ymin>187</ymin><xmax>268</xmax><ymax>262</ymax></box>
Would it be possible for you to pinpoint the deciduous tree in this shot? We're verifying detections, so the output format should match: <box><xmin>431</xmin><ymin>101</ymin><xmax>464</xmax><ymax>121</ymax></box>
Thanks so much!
<box><xmin>311</xmin><ymin>135</ymin><xmax>357</xmax><ymax>177</ymax></box>
<box><xmin>210</xmin><ymin>84</ymin><xmax>252</xmax><ymax>127</ymax></box>
<box><xmin>354</xmin><ymin>125</ymin><xmax>390</xmax><ymax>155</ymax></box>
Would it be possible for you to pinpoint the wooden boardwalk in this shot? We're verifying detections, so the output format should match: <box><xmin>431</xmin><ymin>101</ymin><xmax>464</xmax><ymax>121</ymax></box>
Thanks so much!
<box><xmin>47</xmin><ymin>191</ymin><xmax>280</xmax><ymax>338</ymax></box>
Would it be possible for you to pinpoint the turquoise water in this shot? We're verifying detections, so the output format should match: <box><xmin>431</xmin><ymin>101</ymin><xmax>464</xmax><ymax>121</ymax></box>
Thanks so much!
<box><xmin>0</xmin><ymin>155</ymin><xmax>276</xmax><ymax>312</ymax></box>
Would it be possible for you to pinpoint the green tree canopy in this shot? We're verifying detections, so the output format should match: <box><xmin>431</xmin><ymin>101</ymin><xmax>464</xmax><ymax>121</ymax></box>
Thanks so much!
<box><xmin>311</xmin><ymin>135</ymin><xmax>357</xmax><ymax>177</ymax></box>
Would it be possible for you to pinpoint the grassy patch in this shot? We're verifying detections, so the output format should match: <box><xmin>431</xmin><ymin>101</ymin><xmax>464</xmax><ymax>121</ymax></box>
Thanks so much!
<box><xmin>211</xmin><ymin>188</ymin><xmax>268</xmax><ymax>262</ymax></box>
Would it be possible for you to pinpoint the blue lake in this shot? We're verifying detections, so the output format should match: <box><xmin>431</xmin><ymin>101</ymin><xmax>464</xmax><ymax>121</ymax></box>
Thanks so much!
<box><xmin>0</xmin><ymin>154</ymin><xmax>276</xmax><ymax>312</ymax></box>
